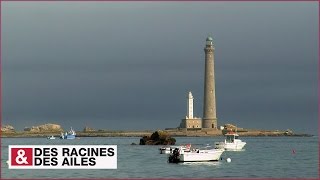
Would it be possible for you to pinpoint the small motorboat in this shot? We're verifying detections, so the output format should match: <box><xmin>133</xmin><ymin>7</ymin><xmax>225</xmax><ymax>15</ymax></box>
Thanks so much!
<box><xmin>159</xmin><ymin>144</ymin><xmax>191</xmax><ymax>154</ymax></box>
<box><xmin>168</xmin><ymin>146</ymin><xmax>224</xmax><ymax>163</ymax></box>
<box><xmin>214</xmin><ymin>131</ymin><xmax>246</xmax><ymax>151</ymax></box>
<box><xmin>47</xmin><ymin>135</ymin><xmax>56</xmax><ymax>140</ymax></box>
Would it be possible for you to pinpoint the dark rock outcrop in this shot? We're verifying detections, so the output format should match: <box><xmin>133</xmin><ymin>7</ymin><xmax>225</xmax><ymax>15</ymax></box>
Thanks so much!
<box><xmin>139</xmin><ymin>130</ymin><xmax>176</xmax><ymax>145</ymax></box>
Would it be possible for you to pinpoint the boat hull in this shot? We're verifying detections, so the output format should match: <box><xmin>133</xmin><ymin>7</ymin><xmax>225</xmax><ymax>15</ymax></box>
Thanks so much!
<box><xmin>215</xmin><ymin>141</ymin><xmax>246</xmax><ymax>150</ymax></box>
<box><xmin>173</xmin><ymin>149</ymin><xmax>224</xmax><ymax>162</ymax></box>
<box><xmin>65</xmin><ymin>135</ymin><xmax>76</xmax><ymax>140</ymax></box>
<box><xmin>159</xmin><ymin>146</ymin><xmax>190</xmax><ymax>154</ymax></box>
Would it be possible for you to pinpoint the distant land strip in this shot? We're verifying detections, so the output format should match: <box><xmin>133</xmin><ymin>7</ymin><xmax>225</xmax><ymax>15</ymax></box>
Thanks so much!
<box><xmin>0</xmin><ymin>129</ymin><xmax>313</xmax><ymax>138</ymax></box>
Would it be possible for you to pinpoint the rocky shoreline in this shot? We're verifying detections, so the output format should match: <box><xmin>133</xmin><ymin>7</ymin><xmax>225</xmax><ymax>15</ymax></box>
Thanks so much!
<box><xmin>1</xmin><ymin>130</ymin><xmax>313</xmax><ymax>138</ymax></box>
<box><xmin>0</xmin><ymin>123</ymin><xmax>313</xmax><ymax>138</ymax></box>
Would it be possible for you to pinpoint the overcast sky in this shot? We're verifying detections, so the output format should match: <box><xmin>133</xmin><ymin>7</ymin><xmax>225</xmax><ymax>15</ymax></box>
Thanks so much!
<box><xmin>2</xmin><ymin>2</ymin><xmax>318</xmax><ymax>134</ymax></box>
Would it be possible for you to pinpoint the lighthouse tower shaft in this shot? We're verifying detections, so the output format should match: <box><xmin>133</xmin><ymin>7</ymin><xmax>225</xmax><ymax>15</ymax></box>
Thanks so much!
<box><xmin>187</xmin><ymin>92</ymin><xmax>194</xmax><ymax>119</ymax></box>
<box><xmin>202</xmin><ymin>36</ymin><xmax>218</xmax><ymax>129</ymax></box>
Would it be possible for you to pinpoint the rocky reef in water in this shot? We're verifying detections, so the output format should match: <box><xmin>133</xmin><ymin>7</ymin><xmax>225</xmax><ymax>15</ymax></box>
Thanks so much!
<box><xmin>139</xmin><ymin>130</ymin><xmax>176</xmax><ymax>145</ymax></box>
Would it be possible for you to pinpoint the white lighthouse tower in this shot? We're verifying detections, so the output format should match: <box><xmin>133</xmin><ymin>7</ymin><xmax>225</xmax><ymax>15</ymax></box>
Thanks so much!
<box><xmin>180</xmin><ymin>91</ymin><xmax>202</xmax><ymax>129</ymax></box>
<box><xmin>187</xmin><ymin>92</ymin><xmax>194</xmax><ymax>119</ymax></box>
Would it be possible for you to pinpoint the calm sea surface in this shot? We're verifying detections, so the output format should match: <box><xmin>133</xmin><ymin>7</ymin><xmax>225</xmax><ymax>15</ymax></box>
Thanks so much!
<box><xmin>1</xmin><ymin>136</ymin><xmax>318</xmax><ymax>178</ymax></box>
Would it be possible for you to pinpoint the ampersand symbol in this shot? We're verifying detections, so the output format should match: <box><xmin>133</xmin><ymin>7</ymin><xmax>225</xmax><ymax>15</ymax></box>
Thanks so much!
<box><xmin>15</xmin><ymin>149</ymin><xmax>28</xmax><ymax>164</ymax></box>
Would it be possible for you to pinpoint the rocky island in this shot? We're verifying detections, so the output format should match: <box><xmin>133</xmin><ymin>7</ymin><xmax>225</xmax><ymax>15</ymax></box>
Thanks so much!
<box><xmin>24</xmin><ymin>123</ymin><xmax>63</xmax><ymax>132</ymax></box>
<box><xmin>0</xmin><ymin>123</ymin><xmax>313</xmax><ymax>138</ymax></box>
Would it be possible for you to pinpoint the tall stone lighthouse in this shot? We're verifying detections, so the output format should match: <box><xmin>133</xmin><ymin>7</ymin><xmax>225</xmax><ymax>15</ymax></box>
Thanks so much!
<box><xmin>202</xmin><ymin>36</ymin><xmax>218</xmax><ymax>129</ymax></box>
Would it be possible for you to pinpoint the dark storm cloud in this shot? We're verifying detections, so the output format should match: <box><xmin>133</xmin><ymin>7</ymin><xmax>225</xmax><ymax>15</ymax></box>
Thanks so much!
<box><xmin>2</xmin><ymin>2</ymin><xmax>318</xmax><ymax>133</ymax></box>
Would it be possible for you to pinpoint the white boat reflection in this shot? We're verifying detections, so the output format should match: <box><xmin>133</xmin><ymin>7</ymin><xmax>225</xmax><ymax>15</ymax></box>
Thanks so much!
<box><xmin>179</xmin><ymin>161</ymin><xmax>221</xmax><ymax>166</ymax></box>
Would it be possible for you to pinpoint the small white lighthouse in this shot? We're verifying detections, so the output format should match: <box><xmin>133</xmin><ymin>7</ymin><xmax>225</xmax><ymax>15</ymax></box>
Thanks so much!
<box><xmin>180</xmin><ymin>91</ymin><xmax>202</xmax><ymax>129</ymax></box>
<box><xmin>187</xmin><ymin>92</ymin><xmax>194</xmax><ymax>119</ymax></box>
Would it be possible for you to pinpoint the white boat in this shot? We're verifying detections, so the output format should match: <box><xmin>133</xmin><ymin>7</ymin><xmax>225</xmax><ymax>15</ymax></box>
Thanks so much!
<box><xmin>60</xmin><ymin>127</ymin><xmax>76</xmax><ymax>140</ymax></box>
<box><xmin>47</xmin><ymin>135</ymin><xmax>56</xmax><ymax>139</ymax></box>
<box><xmin>214</xmin><ymin>131</ymin><xmax>246</xmax><ymax>151</ymax></box>
<box><xmin>168</xmin><ymin>146</ymin><xmax>224</xmax><ymax>163</ymax></box>
<box><xmin>159</xmin><ymin>144</ymin><xmax>191</xmax><ymax>154</ymax></box>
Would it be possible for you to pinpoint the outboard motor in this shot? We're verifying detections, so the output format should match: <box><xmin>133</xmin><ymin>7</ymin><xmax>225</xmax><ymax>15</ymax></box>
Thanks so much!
<box><xmin>168</xmin><ymin>148</ymin><xmax>180</xmax><ymax>163</ymax></box>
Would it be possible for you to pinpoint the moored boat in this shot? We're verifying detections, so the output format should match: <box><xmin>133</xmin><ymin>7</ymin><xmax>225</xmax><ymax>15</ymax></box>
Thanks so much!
<box><xmin>214</xmin><ymin>131</ymin><xmax>246</xmax><ymax>151</ymax></box>
<box><xmin>60</xmin><ymin>127</ymin><xmax>76</xmax><ymax>140</ymax></box>
<box><xmin>159</xmin><ymin>144</ymin><xmax>191</xmax><ymax>154</ymax></box>
<box><xmin>47</xmin><ymin>135</ymin><xmax>56</xmax><ymax>139</ymax></box>
<box><xmin>168</xmin><ymin>146</ymin><xmax>224</xmax><ymax>163</ymax></box>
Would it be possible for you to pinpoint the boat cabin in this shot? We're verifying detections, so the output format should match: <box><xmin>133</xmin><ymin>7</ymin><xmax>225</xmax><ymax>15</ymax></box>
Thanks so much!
<box><xmin>225</xmin><ymin>133</ymin><xmax>239</xmax><ymax>143</ymax></box>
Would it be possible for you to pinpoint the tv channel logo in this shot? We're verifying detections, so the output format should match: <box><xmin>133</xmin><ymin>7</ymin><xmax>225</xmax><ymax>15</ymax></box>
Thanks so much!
<box><xmin>10</xmin><ymin>148</ymin><xmax>33</xmax><ymax>166</ymax></box>
<box><xmin>8</xmin><ymin>145</ymin><xmax>117</xmax><ymax>169</ymax></box>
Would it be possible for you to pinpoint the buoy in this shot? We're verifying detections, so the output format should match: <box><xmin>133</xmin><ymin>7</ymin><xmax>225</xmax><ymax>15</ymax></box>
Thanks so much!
<box><xmin>226</xmin><ymin>158</ymin><xmax>231</xmax><ymax>163</ymax></box>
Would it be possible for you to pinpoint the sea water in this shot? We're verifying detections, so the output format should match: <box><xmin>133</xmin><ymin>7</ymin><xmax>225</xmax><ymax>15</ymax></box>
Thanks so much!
<box><xmin>1</xmin><ymin>136</ymin><xmax>318</xmax><ymax>178</ymax></box>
